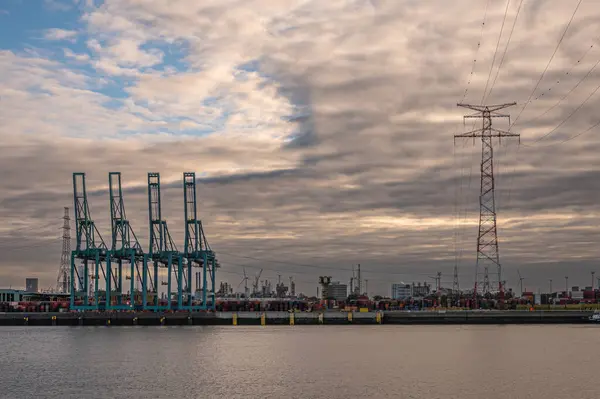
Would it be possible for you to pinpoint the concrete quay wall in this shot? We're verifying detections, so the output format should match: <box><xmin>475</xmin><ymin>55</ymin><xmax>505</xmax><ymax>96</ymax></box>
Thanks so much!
<box><xmin>0</xmin><ymin>310</ymin><xmax>594</xmax><ymax>326</ymax></box>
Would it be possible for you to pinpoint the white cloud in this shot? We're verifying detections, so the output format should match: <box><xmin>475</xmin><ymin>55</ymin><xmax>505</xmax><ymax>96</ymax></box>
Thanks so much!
<box><xmin>63</xmin><ymin>48</ymin><xmax>90</xmax><ymax>62</ymax></box>
<box><xmin>43</xmin><ymin>28</ymin><xmax>77</xmax><ymax>41</ymax></box>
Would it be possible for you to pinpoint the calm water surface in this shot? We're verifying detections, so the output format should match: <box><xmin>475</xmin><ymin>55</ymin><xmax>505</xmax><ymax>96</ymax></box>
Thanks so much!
<box><xmin>1</xmin><ymin>325</ymin><xmax>599</xmax><ymax>399</ymax></box>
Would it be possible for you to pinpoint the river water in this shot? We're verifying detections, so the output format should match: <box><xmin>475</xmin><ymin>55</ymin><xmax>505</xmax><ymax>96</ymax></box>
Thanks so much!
<box><xmin>1</xmin><ymin>325</ymin><xmax>599</xmax><ymax>398</ymax></box>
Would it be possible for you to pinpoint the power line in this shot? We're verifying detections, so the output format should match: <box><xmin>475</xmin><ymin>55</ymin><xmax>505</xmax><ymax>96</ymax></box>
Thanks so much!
<box><xmin>485</xmin><ymin>0</ymin><xmax>524</xmax><ymax>102</ymax></box>
<box><xmin>460</xmin><ymin>0</ymin><xmax>492</xmax><ymax>104</ymax></box>
<box><xmin>529</xmin><ymin>81</ymin><xmax>600</xmax><ymax>144</ymax></box>
<box><xmin>453</xmin><ymin>0</ymin><xmax>493</xmax><ymax>285</ymax></box>
<box><xmin>557</xmin><ymin>119</ymin><xmax>600</xmax><ymax>144</ymax></box>
<box><xmin>4</xmin><ymin>238</ymin><xmax>62</xmax><ymax>253</ymax></box>
<box><xmin>532</xmin><ymin>41</ymin><xmax>598</xmax><ymax>102</ymax></box>
<box><xmin>456</xmin><ymin>140</ymin><xmax>479</xmax><ymax>274</ymax></box>
<box><xmin>481</xmin><ymin>0</ymin><xmax>511</xmax><ymax>104</ymax></box>
<box><xmin>511</xmin><ymin>0</ymin><xmax>583</xmax><ymax>128</ymax></box>
<box><xmin>523</xmin><ymin>119</ymin><xmax>600</xmax><ymax>148</ymax></box>
<box><xmin>480</xmin><ymin>0</ymin><xmax>515</xmax><ymax>212</ymax></box>
<box><xmin>520</xmin><ymin>55</ymin><xmax>600</xmax><ymax>128</ymax></box>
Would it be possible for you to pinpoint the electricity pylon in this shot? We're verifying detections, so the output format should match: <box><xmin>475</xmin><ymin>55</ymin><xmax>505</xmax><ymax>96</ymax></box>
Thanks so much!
<box><xmin>454</xmin><ymin>102</ymin><xmax>519</xmax><ymax>304</ymax></box>
<box><xmin>57</xmin><ymin>207</ymin><xmax>71</xmax><ymax>293</ymax></box>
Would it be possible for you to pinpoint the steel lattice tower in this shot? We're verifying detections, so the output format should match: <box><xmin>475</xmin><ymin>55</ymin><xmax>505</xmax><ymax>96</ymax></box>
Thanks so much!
<box><xmin>452</xmin><ymin>264</ymin><xmax>459</xmax><ymax>304</ymax></box>
<box><xmin>454</xmin><ymin>102</ymin><xmax>519</xmax><ymax>302</ymax></box>
<box><xmin>57</xmin><ymin>207</ymin><xmax>71</xmax><ymax>293</ymax></box>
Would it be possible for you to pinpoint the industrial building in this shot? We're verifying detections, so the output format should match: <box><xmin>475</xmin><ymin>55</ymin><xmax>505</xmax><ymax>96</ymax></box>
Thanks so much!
<box><xmin>318</xmin><ymin>276</ymin><xmax>348</xmax><ymax>301</ymax></box>
<box><xmin>0</xmin><ymin>289</ymin><xmax>24</xmax><ymax>302</ymax></box>
<box><xmin>412</xmin><ymin>282</ymin><xmax>431</xmax><ymax>297</ymax></box>
<box><xmin>25</xmin><ymin>278</ymin><xmax>38</xmax><ymax>293</ymax></box>
<box><xmin>391</xmin><ymin>283</ymin><xmax>412</xmax><ymax>299</ymax></box>
<box><xmin>328</xmin><ymin>282</ymin><xmax>348</xmax><ymax>301</ymax></box>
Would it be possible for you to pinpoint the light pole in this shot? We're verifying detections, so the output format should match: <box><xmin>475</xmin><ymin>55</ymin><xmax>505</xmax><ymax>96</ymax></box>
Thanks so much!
<box><xmin>565</xmin><ymin>276</ymin><xmax>569</xmax><ymax>298</ymax></box>
<box><xmin>549</xmin><ymin>279</ymin><xmax>553</xmax><ymax>307</ymax></box>
<box><xmin>592</xmin><ymin>271</ymin><xmax>596</xmax><ymax>290</ymax></box>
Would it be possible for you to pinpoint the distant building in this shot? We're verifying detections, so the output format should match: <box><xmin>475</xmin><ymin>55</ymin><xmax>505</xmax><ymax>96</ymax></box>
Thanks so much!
<box><xmin>25</xmin><ymin>278</ymin><xmax>39</xmax><ymax>293</ymax></box>
<box><xmin>412</xmin><ymin>282</ymin><xmax>431</xmax><ymax>297</ymax></box>
<box><xmin>572</xmin><ymin>290</ymin><xmax>584</xmax><ymax>300</ymax></box>
<box><xmin>0</xmin><ymin>289</ymin><xmax>26</xmax><ymax>302</ymax></box>
<box><xmin>323</xmin><ymin>281</ymin><xmax>347</xmax><ymax>301</ymax></box>
<box><xmin>391</xmin><ymin>283</ymin><xmax>412</xmax><ymax>299</ymax></box>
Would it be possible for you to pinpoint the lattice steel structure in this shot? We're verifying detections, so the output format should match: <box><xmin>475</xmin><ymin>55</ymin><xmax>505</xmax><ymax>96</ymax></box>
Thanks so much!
<box><xmin>70</xmin><ymin>171</ymin><xmax>218</xmax><ymax>312</ymax></box>
<box><xmin>70</xmin><ymin>173</ymin><xmax>109</xmax><ymax>310</ymax></box>
<box><xmin>183</xmin><ymin>172</ymin><xmax>217</xmax><ymax>310</ymax></box>
<box><xmin>452</xmin><ymin>264</ymin><xmax>459</xmax><ymax>305</ymax></box>
<box><xmin>57</xmin><ymin>207</ymin><xmax>71</xmax><ymax>294</ymax></box>
<box><xmin>143</xmin><ymin>172</ymin><xmax>182</xmax><ymax>311</ymax></box>
<box><xmin>454</xmin><ymin>102</ymin><xmax>519</xmax><ymax>303</ymax></box>
<box><xmin>108</xmin><ymin>172</ymin><xmax>145</xmax><ymax>310</ymax></box>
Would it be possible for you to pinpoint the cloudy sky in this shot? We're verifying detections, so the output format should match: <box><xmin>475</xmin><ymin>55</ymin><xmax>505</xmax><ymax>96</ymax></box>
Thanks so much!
<box><xmin>1</xmin><ymin>0</ymin><xmax>599</xmax><ymax>296</ymax></box>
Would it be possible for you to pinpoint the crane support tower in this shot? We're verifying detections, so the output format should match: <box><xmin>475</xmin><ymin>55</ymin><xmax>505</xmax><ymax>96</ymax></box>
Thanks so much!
<box><xmin>70</xmin><ymin>173</ymin><xmax>109</xmax><ymax>310</ymax></box>
<box><xmin>183</xmin><ymin>172</ymin><xmax>218</xmax><ymax>310</ymax></box>
<box><xmin>107</xmin><ymin>172</ymin><xmax>145</xmax><ymax>310</ymax></box>
<box><xmin>454</xmin><ymin>102</ymin><xmax>519</xmax><ymax>306</ymax></box>
<box><xmin>144</xmin><ymin>172</ymin><xmax>182</xmax><ymax>311</ymax></box>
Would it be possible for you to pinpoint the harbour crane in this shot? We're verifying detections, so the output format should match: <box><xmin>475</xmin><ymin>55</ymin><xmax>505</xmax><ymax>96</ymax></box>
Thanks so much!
<box><xmin>144</xmin><ymin>172</ymin><xmax>181</xmax><ymax>311</ymax></box>
<box><xmin>107</xmin><ymin>172</ymin><xmax>144</xmax><ymax>310</ymax></box>
<box><xmin>70</xmin><ymin>173</ymin><xmax>108</xmax><ymax>310</ymax></box>
<box><xmin>182</xmin><ymin>172</ymin><xmax>218</xmax><ymax>310</ymax></box>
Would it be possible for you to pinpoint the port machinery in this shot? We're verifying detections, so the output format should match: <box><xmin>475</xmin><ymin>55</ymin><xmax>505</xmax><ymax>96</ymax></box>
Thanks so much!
<box><xmin>183</xmin><ymin>172</ymin><xmax>218</xmax><ymax>310</ymax></box>
<box><xmin>70</xmin><ymin>172</ymin><xmax>218</xmax><ymax>311</ymax></box>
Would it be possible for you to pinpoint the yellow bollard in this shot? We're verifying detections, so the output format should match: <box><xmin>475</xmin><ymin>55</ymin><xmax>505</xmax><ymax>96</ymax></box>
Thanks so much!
<box><xmin>318</xmin><ymin>313</ymin><xmax>324</xmax><ymax>324</ymax></box>
<box><xmin>376</xmin><ymin>311</ymin><xmax>382</xmax><ymax>324</ymax></box>
<box><xmin>347</xmin><ymin>311</ymin><xmax>353</xmax><ymax>322</ymax></box>
<box><xmin>289</xmin><ymin>312</ymin><xmax>295</xmax><ymax>326</ymax></box>
<box><xmin>260</xmin><ymin>312</ymin><xmax>266</xmax><ymax>326</ymax></box>
<box><xmin>232</xmin><ymin>313</ymin><xmax>238</xmax><ymax>326</ymax></box>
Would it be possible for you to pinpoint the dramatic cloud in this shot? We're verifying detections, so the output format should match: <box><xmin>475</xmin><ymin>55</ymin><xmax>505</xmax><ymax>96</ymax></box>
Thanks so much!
<box><xmin>1</xmin><ymin>0</ymin><xmax>600</xmax><ymax>295</ymax></box>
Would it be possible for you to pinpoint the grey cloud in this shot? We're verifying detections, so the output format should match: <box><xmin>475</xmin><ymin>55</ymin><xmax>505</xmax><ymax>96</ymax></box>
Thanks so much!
<box><xmin>1</xmin><ymin>0</ymin><xmax>600</xmax><ymax>296</ymax></box>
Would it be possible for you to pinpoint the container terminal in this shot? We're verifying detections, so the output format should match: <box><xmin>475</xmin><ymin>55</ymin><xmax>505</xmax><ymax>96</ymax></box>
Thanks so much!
<box><xmin>1</xmin><ymin>172</ymin><xmax>600</xmax><ymax>326</ymax></box>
